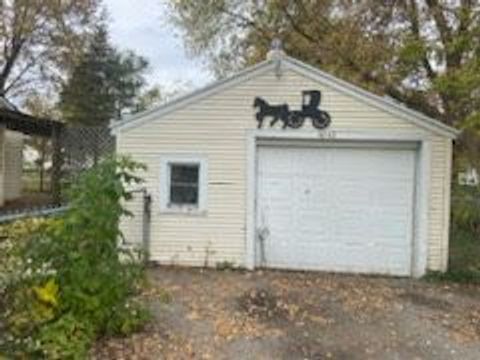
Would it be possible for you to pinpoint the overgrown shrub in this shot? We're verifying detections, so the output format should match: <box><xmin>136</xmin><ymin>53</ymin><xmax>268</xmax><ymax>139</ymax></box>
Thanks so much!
<box><xmin>451</xmin><ymin>184</ymin><xmax>480</xmax><ymax>234</ymax></box>
<box><xmin>427</xmin><ymin>183</ymin><xmax>480</xmax><ymax>283</ymax></box>
<box><xmin>0</xmin><ymin>218</ymin><xmax>53</xmax><ymax>298</ymax></box>
<box><xmin>0</xmin><ymin>157</ymin><xmax>149</xmax><ymax>359</ymax></box>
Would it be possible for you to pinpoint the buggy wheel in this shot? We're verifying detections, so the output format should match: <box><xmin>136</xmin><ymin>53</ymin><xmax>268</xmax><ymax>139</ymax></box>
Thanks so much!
<box><xmin>312</xmin><ymin>111</ymin><xmax>331</xmax><ymax>129</ymax></box>
<box><xmin>288</xmin><ymin>112</ymin><xmax>305</xmax><ymax>129</ymax></box>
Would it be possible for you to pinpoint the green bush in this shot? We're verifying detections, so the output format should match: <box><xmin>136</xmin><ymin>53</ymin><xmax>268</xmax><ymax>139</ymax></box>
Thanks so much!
<box><xmin>426</xmin><ymin>269</ymin><xmax>480</xmax><ymax>284</ymax></box>
<box><xmin>0</xmin><ymin>217</ymin><xmax>54</xmax><ymax>298</ymax></box>
<box><xmin>425</xmin><ymin>183</ymin><xmax>480</xmax><ymax>284</ymax></box>
<box><xmin>450</xmin><ymin>184</ymin><xmax>480</xmax><ymax>273</ymax></box>
<box><xmin>451</xmin><ymin>184</ymin><xmax>480</xmax><ymax>234</ymax></box>
<box><xmin>0</xmin><ymin>157</ymin><xmax>149</xmax><ymax>359</ymax></box>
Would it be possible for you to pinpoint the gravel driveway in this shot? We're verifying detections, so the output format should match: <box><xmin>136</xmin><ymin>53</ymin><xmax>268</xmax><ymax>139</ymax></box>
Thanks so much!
<box><xmin>93</xmin><ymin>267</ymin><xmax>480</xmax><ymax>359</ymax></box>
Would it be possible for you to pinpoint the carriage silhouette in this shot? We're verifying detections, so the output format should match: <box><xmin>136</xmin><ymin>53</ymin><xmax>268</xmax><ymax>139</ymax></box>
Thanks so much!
<box><xmin>254</xmin><ymin>90</ymin><xmax>331</xmax><ymax>129</ymax></box>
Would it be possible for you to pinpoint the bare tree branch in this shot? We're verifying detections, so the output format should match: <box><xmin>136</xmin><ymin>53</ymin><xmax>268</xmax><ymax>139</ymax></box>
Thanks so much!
<box><xmin>0</xmin><ymin>1</ymin><xmax>100</xmax><ymax>98</ymax></box>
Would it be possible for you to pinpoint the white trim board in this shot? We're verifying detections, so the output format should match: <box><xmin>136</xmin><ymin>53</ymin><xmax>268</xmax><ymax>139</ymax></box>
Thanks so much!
<box><xmin>111</xmin><ymin>56</ymin><xmax>459</xmax><ymax>139</ymax></box>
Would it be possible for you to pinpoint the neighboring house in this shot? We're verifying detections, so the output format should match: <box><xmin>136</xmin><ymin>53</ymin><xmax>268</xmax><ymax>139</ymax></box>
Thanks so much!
<box><xmin>0</xmin><ymin>128</ymin><xmax>24</xmax><ymax>206</ymax></box>
<box><xmin>0</xmin><ymin>97</ymin><xmax>24</xmax><ymax>207</ymax></box>
<box><xmin>112</xmin><ymin>49</ymin><xmax>459</xmax><ymax>277</ymax></box>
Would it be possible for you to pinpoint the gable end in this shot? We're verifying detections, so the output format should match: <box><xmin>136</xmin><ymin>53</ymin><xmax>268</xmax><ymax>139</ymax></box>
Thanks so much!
<box><xmin>112</xmin><ymin>56</ymin><xmax>459</xmax><ymax>139</ymax></box>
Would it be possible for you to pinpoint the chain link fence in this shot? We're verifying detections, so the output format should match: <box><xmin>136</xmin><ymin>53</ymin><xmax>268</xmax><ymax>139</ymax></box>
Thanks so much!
<box><xmin>61</xmin><ymin>125</ymin><xmax>115</xmax><ymax>185</ymax></box>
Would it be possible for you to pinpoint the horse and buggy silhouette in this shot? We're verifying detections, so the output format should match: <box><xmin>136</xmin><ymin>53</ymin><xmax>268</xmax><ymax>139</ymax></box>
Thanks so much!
<box><xmin>254</xmin><ymin>90</ymin><xmax>331</xmax><ymax>130</ymax></box>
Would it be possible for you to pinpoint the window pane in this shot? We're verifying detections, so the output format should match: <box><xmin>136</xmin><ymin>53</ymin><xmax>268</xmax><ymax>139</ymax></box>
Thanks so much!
<box><xmin>169</xmin><ymin>164</ymin><xmax>200</xmax><ymax>206</ymax></box>
<box><xmin>171</xmin><ymin>164</ymin><xmax>199</xmax><ymax>185</ymax></box>
<box><xmin>170</xmin><ymin>185</ymin><xmax>198</xmax><ymax>205</ymax></box>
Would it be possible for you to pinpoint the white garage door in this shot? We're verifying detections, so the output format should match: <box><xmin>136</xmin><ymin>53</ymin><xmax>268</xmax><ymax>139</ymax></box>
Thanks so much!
<box><xmin>256</xmin><ymin>145</ymin><xmax>416</xmax><ymax>275</ymax></box>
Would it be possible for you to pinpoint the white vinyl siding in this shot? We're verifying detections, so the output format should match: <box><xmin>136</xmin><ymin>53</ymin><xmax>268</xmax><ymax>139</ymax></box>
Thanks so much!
<box><xmin>118</xmin><ymin>67</ymin><xmax>452</xmax><ymax>271</ymax></box>
<box><xmin>0</xmin><ymin>129</ymin><xmax>23</xmax><ymax>206</ymax></box>
<box><xmin>427</xmin><ymin>137</ymin><xmax>452</xmax><ymax>271</ymax></box>
<box><xmin>119</xmin><ymin>188</ymin><xmax>145</xmax><ymax>247</ymax></box>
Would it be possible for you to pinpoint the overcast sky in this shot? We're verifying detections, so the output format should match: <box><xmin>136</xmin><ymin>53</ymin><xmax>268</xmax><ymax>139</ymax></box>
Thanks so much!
<box><xmin>104</xmin><ymin>0</ymin><xmax>212</xmax><ymax>92</ymax></box>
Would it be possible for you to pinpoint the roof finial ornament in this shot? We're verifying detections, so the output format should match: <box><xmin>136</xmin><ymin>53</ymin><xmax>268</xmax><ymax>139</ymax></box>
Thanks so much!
<box><xmin>267</xmin><ymin>38</ymin><xmax>285</xmax><ymax>78</ymax></box>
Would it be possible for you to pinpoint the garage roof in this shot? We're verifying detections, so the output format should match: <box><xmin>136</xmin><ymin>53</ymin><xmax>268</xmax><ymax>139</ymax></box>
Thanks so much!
<box><xmin>111</xmin><ymin>55</ymin><xmax>460</xmax><ymax>139</ymax></box>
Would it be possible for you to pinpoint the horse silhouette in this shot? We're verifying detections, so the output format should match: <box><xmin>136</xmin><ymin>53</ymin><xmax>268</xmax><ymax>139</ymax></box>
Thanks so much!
<box><xmin>253</xmin><ymin>91</ymin><xmax>331</xmax><ymax>130</ymax></box>
<box><xmin>253</xmin><ymin>97</ymin><xmax>290</xmax><ymax>129</ymax></box>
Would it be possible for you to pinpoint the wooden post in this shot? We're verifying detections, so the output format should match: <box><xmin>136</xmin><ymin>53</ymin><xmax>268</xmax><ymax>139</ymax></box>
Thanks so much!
<box><xmin>51</xmin><ymin>124</ymin><xmax>63</xmax><ymax>204</ymax></box>
<box><xmin>0</xmin><ymin>126</ymin><xmax>5</xmax><ymax>207</ymax></box>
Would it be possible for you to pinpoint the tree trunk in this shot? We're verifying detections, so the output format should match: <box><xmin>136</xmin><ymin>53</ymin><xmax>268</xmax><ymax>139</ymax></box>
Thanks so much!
<box><xmin>51</xmin><ymin>125</ymin><xmax>63</xmax><ymax>204</ymax></box>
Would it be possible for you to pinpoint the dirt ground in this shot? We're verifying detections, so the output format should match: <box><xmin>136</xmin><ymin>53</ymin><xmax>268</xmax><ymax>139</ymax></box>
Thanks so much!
<box><xmin>92</xmin><ymin>267</ymin><xmax>480</xmax><ymax>360</ymax></box>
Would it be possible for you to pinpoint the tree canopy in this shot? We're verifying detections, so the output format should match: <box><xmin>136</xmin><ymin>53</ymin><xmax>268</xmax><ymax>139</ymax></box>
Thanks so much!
<box><xmin>168</xmin><ymin>0</ymin><xmax>480</xmax><ymax>165</ymax></box>
<box><xmin>0</xmin><ymin>0</ymin><xmax>101</xmax><ymax>98</ymax></box>
<box><xmin>59</xmin><ymin>26</ymin><xmax>149</xmax><ymax>126</ymax></box>
<box><xmin>134</xmin><ymin>86</ymin><xmax>163</xmax><ymax>113</ymax></box>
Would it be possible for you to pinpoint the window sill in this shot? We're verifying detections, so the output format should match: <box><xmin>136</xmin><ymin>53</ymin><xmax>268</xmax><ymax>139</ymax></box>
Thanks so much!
<box><xmin>159</xmin><ymin>207</ymin><xmax>208</xmax><ymax>217</ymax></box>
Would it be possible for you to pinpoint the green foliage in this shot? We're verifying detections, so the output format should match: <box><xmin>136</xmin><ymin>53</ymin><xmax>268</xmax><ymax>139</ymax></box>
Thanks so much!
<box><xmin>134</xmin><ymin>86</ymin><xmax>163</xmax><ymax>113</ymax></box>
<box><xmin>0</xmin><ymin>0</ymin><xmax>101</xmax><ymax>97</ymax></box>
<box><xmin>104</xmin><ymin>299</ymin><xmax>151</xmax><ymax>336</ymax></box>
<box><xmin>36</xmin><ymin>314</ymin><xmax>94</xmax><ymax>360</ymax></box>
<box><xmin>425</xmin><ymin>269</ymin><xmax>480</xmax><ymax>284</ymax></box>
<box><xmin>451</xmin><ymin>185</ymin><xmax>480</xmax><ymax>234</ymax></box>
<box><xmin>449</xmin><ymin>224</ymin><xmax>480</xmax><ymax>275</ymax></box>
<box><xmin>426</xmin><ymin>184</ymin><xmax>480</xmax><ymax>284</ymax></box>
<box><xmin>0</xmin><ymin>157</ymin><xmax>149</xmax><ymax>359</ymax></box>
<box><xmin>60</xmin><ymin>25</ymin><xmax>149</xmax><ymax>125</ymax></box>
<box><xmin>397</xmin><ymin>37</ymin><xmax>427</xmax><ymax>72</ymax></box>
<box><xmin>0</xmin><ymin>218</ymin><xmax>53</xmax><ymax>296</ymax></box>
<box><xmin>215</xmin><ymin>261</ymin><xmax>237</xmax><ymax>271</ymax></box>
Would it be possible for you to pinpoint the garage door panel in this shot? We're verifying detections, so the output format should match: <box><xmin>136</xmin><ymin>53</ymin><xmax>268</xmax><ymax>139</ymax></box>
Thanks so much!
<box><xmin>257</xmin><ymin>145</ymin><xmax>415</xmax><ymax>275</ymax></box>
<box><xmin>334</xmin><ymin>190</ymin><xmax>370</xmax><ymax>205</ymax></box>
<box><xmin>371</xmin><ymin>183</ymin><xmax>413</xmax><ymax>205</ymax></box>
<box><xmin>266</xmin><ymin>243</ymin><xmax>411</xmax><ymax>275</ymax></box>
<box><xmin>293</xmin><ymin>149</ymin><xmax>329</xmax><ymax>174</ymax></box>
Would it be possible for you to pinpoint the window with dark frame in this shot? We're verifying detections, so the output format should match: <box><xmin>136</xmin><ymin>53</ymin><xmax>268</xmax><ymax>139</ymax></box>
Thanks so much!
<box><xmin>169</xmin><ymin>163</ymin><xmax>200</xmax><ymax>206</ymax></box>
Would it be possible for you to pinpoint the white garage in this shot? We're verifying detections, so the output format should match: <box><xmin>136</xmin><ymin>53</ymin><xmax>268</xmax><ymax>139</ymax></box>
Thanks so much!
<box><xmin>113</xmin><ymin>48</ymin><xmax>459</xmax><ymax>277</ymax></box>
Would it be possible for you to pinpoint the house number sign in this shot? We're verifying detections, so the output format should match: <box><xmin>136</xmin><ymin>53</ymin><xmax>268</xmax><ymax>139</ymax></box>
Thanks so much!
<box><xmin>253</xmin><ymin>90</ymin><xmax>331</xmax><ymax>130</ymax></box>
